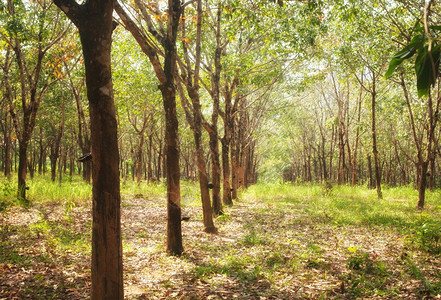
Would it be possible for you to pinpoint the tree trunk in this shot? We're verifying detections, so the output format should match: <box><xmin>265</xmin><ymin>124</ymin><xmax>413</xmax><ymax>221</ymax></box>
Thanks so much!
<box><xmin>371</xmin><ymin>78</ymin><xmax>382</xmax><ymax>199</ymax></box>
<box><xmin>178</xmin><ymin>84</ymin><xmax>217</xmax><ymax>232</ymax></box>
<box><xmin>417</xmin><ymin>162</ymin><xmax>428</xmax><ymax>209</ymax></box>
<box><xmin>209</xmin><ymin>4</ymin><xmax>223</xmax><ymax>214</ymax></box>
<box><xmin>351</xmin><ymin>87</ymin><xmax>362</xmax><ymax>186</ymax></box>
<box><xmin>221</xmin><ymin>137</ymin><xmax>232</xmax><ymax>205</ymax></box>
<box><xmin>231</xmin><ymin>140</ymin><xmax>239</xmax><ymax>200</ymax></box>
<box><xmin>38</xmin><ymin>128</ymin><xmax>45</xmax><ymax>175</ymax></box>
<box><xmin>54</xmin><ymin>1</ymin><xmax>124</xmax><ymax>298</ymax></box>
<box><xmin>161</xmin><ymin>81</ymin><xmax>184</xmax><ymax>253</ymax></box>
<box><xmin>160</xmin><ymin>0</ymin><xmax>184</xmax><ymax>255</ymax></box>
<box><xmin>114</xmin><ymin>0</ymin><xmax>184</xmax><ymax>253</ymax></box>
<box><xmin>196</xmin><ymin>143</ymin><xmax>217</xmax><ymax>233</ymax></box>
<box><xmin>1</xmin><ymin>115</ymin><xmax>12</xmax><ymax>178</ymax></box>
<box><xmin>429</xmin><ymin>156</ymin><xmax>436</xmax><ymax>190</ymax></box>
<box><xmin>136</xmin><ymin>133</ymin><xmax>145</xmax><ymax>183</ymax></box>
<box><xmin>50</xmin><ymin>128</ymin><xmax>62</xmax><ymax>182</ymax></box>
<box><xmin>367</xmin><ymin>154</ymin><xmax>374</xmax><ymax>189</ymax></box>
<box><xmin>210</xmin><ymin>132</ymin><xmax>222</xmax><ymax>215</ymax></box>
<box><xmin>147</xmin><ymin>134</ymin><xmax>153</xmax><ymax>182</ymax></box>
<box><xmin>82</xmin><ymin>27</ymin><xmax>123</xmax><ymax>300</ymax></box>
<box><xmin>17</xmin><ymin>141</ymin><xmax>28</xmax><ymax>201</ymax></box>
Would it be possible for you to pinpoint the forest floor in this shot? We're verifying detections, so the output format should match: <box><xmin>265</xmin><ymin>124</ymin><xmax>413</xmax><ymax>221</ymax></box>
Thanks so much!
<box><xmin>1</xmin><ymin>183</ymin><xmax>441</xmax><ymax>299</ymax></box>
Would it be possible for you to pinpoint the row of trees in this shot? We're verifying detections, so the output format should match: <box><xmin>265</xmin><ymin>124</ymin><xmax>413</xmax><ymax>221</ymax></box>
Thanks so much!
<box><xmin>1</xmin><ymin>0</ymin><xmax>312</xmax><ymax>298</ymax></box>
<box><xmin>260</xmin><ymin>0</ymin><xmax>441</xmax><ymax>210</ymax></box>
<box><xmin>1</xmin><ymin>0</ymin><xmax>440</xmax><ymax>298</ymax></box>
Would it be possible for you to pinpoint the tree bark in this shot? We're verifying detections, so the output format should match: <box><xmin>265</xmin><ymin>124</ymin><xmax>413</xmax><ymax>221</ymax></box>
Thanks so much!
<box><xmin>179</xmin><ymin>83</ymin><xmax>217</xmax><ymax>233</ymax></box>
<box><xmin>115</xmin><ymin>0</ymin><xmax>184</xmax><ymax>255</ymax></box>
<box><xmin>210</xmin><ymin>132</ymin><xmax>223</xmax><ymax>215</ymax></box>
<box><xmin>177</xmin><ymin>0</ymin><xmax>218</xmax><ymax>229</ymax></box>
<box><xmin>371</xmin><ymin>75</ymin><xmax>382</xmax><ymax>199</ymax></box>
<box><xmin>160</xmin><ymin>0</ymin><xmax>184</xmax><ymax>255</ymax></box>
<box><xmin>54</xmin><ymin>0</ymin><xmax>123</xmax><ymax>298</ymax></box>
<box><xmin>0</xmin><ymin>112</ymin><xmax>12</xmax><ymax>179</ymax></box>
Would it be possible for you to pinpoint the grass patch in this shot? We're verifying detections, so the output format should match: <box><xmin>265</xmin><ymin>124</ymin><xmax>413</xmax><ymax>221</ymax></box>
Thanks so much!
<box><xmin>27</xmin><ymin>175</ymin><xmax>91</xmax><ymax>204</ymax></box>
<box><xmin>121</xmin><ymin>179</ymin><xmax>166</xmax><ymax>200</ymax></box>
<box><xmin>245</xmin><ymin>183</ymin><xmax>441</xmax><ymax>250</ymax></box>
<box><xmin>2</xmin><ymin>178</ymin><xmax>441</xmax><ymax>298</ymax></box>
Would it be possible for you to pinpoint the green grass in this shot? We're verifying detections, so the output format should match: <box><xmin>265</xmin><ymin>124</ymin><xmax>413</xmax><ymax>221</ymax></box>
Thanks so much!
<box><xmin>27</xmin><ymin>175</ymin><xmax>92</xmax><ymax>203</ymax></box>
<box><xmin>2</xmin><ymin>176</ymin><xmax>441</xmax><ymax>298</ymax></box>
<box><xmin>244</xmin><ymin>183</ymin><xmax>441</xmax><ymax>233</ymax></box>
<box><xmin>0</xmin><ymin>174</ymin><xmax>92</xmax><ymax>212</ymax></box>
<box><xmin>232</xmin><ymin>183</ymin><xmax>441</xmax><ymax>297</ymax></box>
<box><xmin>0</xmin><ymin>174</ymin><xmax>199</xmax><ymax>210</ymax></box>
<box><xmin>121</xmin><ymin>179</ymin><xmax>166</xmax><ymax>200</ymax></box>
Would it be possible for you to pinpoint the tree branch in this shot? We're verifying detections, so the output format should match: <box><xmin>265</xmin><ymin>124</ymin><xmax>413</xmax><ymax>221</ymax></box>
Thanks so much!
<box><xmin>53</xmin><ymin>0</ymin><xmax>83</xmax><ymax>27</ymax></box>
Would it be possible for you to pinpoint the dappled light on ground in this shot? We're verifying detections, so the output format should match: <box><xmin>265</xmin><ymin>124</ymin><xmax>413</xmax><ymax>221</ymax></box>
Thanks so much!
<box><xmin>1</xmin><ymin>184</ymin><xmax>441</xmax><ymax>299</ymax></box>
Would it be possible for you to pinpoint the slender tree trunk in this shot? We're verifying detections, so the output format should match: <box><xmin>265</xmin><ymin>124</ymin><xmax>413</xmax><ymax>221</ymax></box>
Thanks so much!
<box><xmin>1</xmin><ymin>116</ymin><xmax>12</xmax><ymax>178</ymax></box>
<box><xmin>351</xmin><ymin>88</ymin><xmax>362</xmax><ymax>186</ymax></box>
<box><xmin>17</xmin><ymin>141</ymin><xmax>28</xmax><ymax>201</ymax></box>
<box><xmin>371</xmin><ymin>77</ymin><xmax>382</xmax><ymax>199</ymax></box>
<box><xmin>367</xmin><ymin>154</ymin><xmax>373</xmax><ymax>189</ymax></box>
<box><xmin>417</xmin><ymin>162</ymin><xmax>429</xmax><ymax>208</ymax></box>
<box><xmin>28</xmin><ymin>143</ymin><xmax>35</xmax><ymax>180</ymax></box>
<box><xmin>196</xmin><ymin>143</ymin><xmax>217</xmax><ymax>232</ymax></box>
<box><xmin>82</xmin><ymin>29</ymin><xmax>123</xmax><ymax>300</ymax></box>
<box><xmin>209</xmin><ymin>5</ymin><xmax>223</xmax><ymax>214</ymax></box>
<box><xmin>221</xmin><ymin>137</ymin><xmax>232</xmax><ymax>205</ymax></box>
<box><xmin>161</xmin><ymin>83</ymin><xmax>183</xmax><ymax>253</ymax></box>
<box><xmin>136</xmin><ymin>133</ymin><xmax>145</xmax><ymax>183</ymax></box>
<box><xmin>160</xmin><ymin>0</ymin><xmax>184</xmax><ymax>254</ymax></box>
<box><xmin>147</xmin><ymin>134</ymin><xmax>153</xmax><ymax>182</ymax></box>
<box><xmin>115</xmin><ymin>0</ymin><xmax>184</xmax><ymax>252</ymax></box>
<box><xmin>38</xmin><ymin>128</ymin><xmax>44</xmax><ymax>175</ymax></box>
<box><xmin>210</xmin><ymin>132</ymin><xmax>222</xmax><ymax>215</ymax></box>
<box><xmin>429</xmin><ymin>156</ymin><xmax>435</xmax><ymax>190</ymax></box>
<box><xmin>178</xmin><ymin>0</ymin><xmax>219</xmax><ymax>228</ymax></box>
<box><xmin>50</xmin><ymin>130</ymin><xmax>62</xmax><ymax>182</ymax></box>
<box><xmin>231</xmin><ymin>138</ymin><xmax>239</xmax><ymax>200</ymax></box>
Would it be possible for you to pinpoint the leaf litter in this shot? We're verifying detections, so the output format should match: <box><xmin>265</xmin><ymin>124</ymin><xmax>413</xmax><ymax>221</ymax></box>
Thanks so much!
<box><xmin>1</xmin><ymin>192</ymin><xmax>440</xmax><ymax>299</ymax></box>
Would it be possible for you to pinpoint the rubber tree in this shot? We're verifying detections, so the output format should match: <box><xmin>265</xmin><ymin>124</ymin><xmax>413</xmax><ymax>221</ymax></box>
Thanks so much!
<box><xmin>1</xmin><ymin>0</ymin><xmax>67</xmax><ymax>201</ymax></box>
<box><xmin>385</xmin><ymin>0</ymin><xmax>441</xmax><ymax>209</ymax></box>
<box><xmin>177</xmin><ymin>0</ymin><xmax>218</xmax><ymax>231</ymax></box>
<box><xmin>53</xmin><ymin>0</ymin><xmax>124</xmax><ymax>298</ymax></box>
<box><xmin>115</xmin><ymin>0</ymin><xmax>184</xmax><ymax>255</ymax></box>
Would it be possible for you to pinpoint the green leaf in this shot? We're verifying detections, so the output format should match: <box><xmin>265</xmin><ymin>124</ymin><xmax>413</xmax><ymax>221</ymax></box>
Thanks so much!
<box><xmin>415</xmin><ymin>45</ymin><xmax>441</xmax><ymax>98</ymax></box>
<box><xmin>385</xmin><ymin>57</ymin><xmax>405</xmax><ymax>78</ymax></box>
<box><xmin>429</xmin><ymin>25</ymin><xmax>441</xmax><ymax>32</ymax></box>
<box><xmin>385</xmin><ymin>35</ymin><xmax>424</xmax><ymax>78</ymax></box>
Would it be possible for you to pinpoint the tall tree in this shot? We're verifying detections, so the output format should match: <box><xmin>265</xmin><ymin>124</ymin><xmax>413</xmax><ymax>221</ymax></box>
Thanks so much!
<box><xmin>0</xmin><ymin>46</ymin><xmax>13</xmax><ymax>178</ymax></box>
<box><xmin>385</xmin><ymin>0</ymin><xmax>441</xmax><ymax>208</ymax></box>
<box><xmin>115</xmin><ymin>0</ymin><xmax>184</xmax><ymax>255</ymax></box>
<box><xmin>1</xmin><ymin>0</ymin><xmax>67</xmax><ymax>201</ymax></box>
<box><xmin>177</xmin><ymin>0</ymin><xmax>218</xmax><ymax>230</ymax></box>
<box><xmin>53</xmin><ymin>0</ymin><xmax>123</xmax><ymax>298</ymax></box>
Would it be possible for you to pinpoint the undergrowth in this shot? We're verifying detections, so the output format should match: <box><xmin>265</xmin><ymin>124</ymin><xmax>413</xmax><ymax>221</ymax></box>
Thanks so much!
<box><xmin>2</xmin><ymin>177</ymin><xmax>441</xmax><ymax>298</ymax></box>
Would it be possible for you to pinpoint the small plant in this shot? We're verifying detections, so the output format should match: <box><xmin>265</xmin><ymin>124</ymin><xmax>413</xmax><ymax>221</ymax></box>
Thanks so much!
<box><xmin>243</xmin><ymin>231</ymin><xmax>266</xmax><ymax>246</ymax></box>
<box><xmin>348</xmin><ymin>252</ymin><xmax>370</xmax><ymax>271</ymax></box>
<box><xmin>322</xmin><ymin>181</ymin><xmax>334</xmax><ymax>197</ymax></box>
<box><xmin>217</xmin><ymin>212</ymin><xmax>231</xmax><ymax>222</ymax></box>
<box><xmin>415</xmin><ymin>221</ymin><xmax>441</xmax><ymax>254</ymax></box>
<box><xmin>63</xmin><ymin>198</ymin><xmax>77</xmax><ymax>216</ymax></box>
<box><xmin>0</xmin><ymin>180</ymin><xmax>17</xmax><ymax>211</ymax></box>
<box><xmin>343</xmin><ymin>248</ymin><xmax>390</xmax><ymax>297</ymax></box>
<box><xmin>138</xmin><ymin>231</ymin><xmax>149</xmax><ymax>238</ymax></box>
<box><xmin>266</xmin><ymin>252</ymin><xmax>285</xmax><ymax>268</ymax></box>
<box><xmin>405</xmin><ymin>257</ymin><xmax>441</xmax><ymax>296</ymax></box>
<box><xmin>195</xmin><ymin>264</ymin><xmax>218</xmax><ymax>278</ymax></box>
